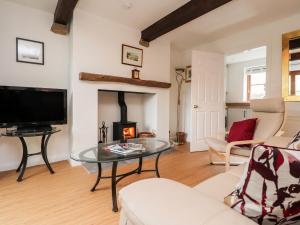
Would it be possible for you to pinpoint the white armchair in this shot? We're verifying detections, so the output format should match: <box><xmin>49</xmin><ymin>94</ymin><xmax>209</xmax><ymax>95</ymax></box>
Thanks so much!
<box><xmin>206</xmin><ymin>97</ymin><xmax>285</xmax><ymax>171</ymax></box>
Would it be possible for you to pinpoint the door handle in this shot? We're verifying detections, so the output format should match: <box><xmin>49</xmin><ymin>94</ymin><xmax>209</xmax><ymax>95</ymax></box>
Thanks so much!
<box><xmin>193</xmin><ymin>105</ymin><xmax>199</xmax><ymax>109</ymax></box>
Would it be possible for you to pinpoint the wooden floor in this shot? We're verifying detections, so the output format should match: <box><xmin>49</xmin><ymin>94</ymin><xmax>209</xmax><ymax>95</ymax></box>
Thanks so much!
<box><xmin>0</xmin><ymin>144</ymin><xmax>224</xmax><ymax>225</ymax></box>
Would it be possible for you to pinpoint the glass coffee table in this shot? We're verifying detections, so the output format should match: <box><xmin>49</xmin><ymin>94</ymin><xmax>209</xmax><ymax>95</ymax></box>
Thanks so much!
<box><xmin>71</xmin><ymin>138</ymin><xmax>173</xmax><ymax>212</ymax></box>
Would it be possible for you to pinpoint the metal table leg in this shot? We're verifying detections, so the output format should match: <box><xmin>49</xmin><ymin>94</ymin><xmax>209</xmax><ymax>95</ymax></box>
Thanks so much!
<box><xmin>91</xmin><ymin>163</ymin><xmax>102</xmax><ymax>192</ymax></box>
<box><xmin>16</xmin><ymin>148</ymin><xmax>24</xmax><ymax>173</ymax></box>
<box><xmin>111</xmin><ymin>161</ymin><xmax>118</xmax><ymax>212</ymax></box>
<box><xmin>90</xmin><ymin>152</ymin><xmax>164</xmax><ymax>212</ymax></box>
<box><xmin>137</xmin><ymin>157</ymin><xmax>143</xmax><ymax>174</ymax></box>
<box><xmin>17</xmin><ymin>137</ymin><xmax>28</xmax><ymax>182</ymax></box>
<box><xmin>155</xmin><ymin>152</ymin><xmax>162</xmax><ymax>178</ymax></box>
<box><xmin>41</xmin><ymin>134</ymin><xmax>55</xmax><ymax>174</ymax></box>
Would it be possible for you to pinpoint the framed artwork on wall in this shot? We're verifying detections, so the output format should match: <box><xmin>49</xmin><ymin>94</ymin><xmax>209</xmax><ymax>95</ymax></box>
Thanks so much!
<box><xmin>132</xmin><ymin>69</ymin><xmax>140</xmax><ymax>79</ymax></box>
<box><xmin>122</xmin><ymin>44</ymin><xmax>143</xmax><ymax>67</ymax></box>
<box><xmin>185</xmin><ymin>65</ymin><xmax>191</xmax><ymax>82</ymax></box>
<box><xmin>16</xmin><ymin>38</ymin><xmax>44</xmax><ymax>65</ymax></box>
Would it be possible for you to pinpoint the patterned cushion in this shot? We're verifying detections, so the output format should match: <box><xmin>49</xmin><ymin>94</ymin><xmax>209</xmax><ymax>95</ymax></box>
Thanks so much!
<box><xmin>287</xmin><ymin>131</ymin><xmax>300</xmax><ymax>150</ymax></box>
<box><xmin>228</xmin><ymin>145</ymin><xmax>300</xmax><ymax>225</ymax></box>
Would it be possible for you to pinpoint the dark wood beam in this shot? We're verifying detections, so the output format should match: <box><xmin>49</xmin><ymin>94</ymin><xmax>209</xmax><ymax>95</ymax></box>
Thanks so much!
<box><xmin>79</xmin><ymin>72</ymin><xmax>171</xmax><ymax>88</ymax></box>
<box><xmin>51</xmin><ymin>0</ymin><xmax>79</xmax><ymax>35</ymax></box>
<box><xmin>140</xmin><ymin>0</ymin><xmax>233</xmax><ymax>46</ymax></box>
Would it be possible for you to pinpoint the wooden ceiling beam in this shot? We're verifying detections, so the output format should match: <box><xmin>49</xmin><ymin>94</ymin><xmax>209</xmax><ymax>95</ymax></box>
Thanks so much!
<box><xmin>140</xmin><ymin>0</ymin><xmax>233</xmax><ymax>46</ymax></box>
<box><xmin>51</xmin><ymin>0</ymin><xmax>79</xmax><ymax>35</ymax></box>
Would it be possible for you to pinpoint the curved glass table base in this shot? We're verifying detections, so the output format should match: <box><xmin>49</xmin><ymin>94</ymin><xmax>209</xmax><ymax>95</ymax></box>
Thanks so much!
<box><xmin>71</xmin><ymin>138</ymin><xmax>172</xmax><ymax>212</ymax></box>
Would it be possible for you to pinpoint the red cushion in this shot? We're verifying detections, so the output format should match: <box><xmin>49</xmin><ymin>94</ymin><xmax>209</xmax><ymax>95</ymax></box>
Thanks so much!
<box><xmin>227</xmin><ymin>118</ymin><xmax>257</xmax><ymax>145</ymax></box>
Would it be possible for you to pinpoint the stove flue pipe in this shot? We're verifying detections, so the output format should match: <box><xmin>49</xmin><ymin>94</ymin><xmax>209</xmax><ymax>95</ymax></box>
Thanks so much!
<box><xmin>118</xmin><ymin>91</ymin><xmax>127</xmax><ymax>124</ymax></box>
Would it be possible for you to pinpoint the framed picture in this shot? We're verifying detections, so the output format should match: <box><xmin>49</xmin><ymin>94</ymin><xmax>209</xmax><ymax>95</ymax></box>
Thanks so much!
<box><xmin>185</xmin><ymin>65</ymin><xmax>191</xmax><ymax>82</ymax></box>
<box><xmin>16</xmin><ymin>38</ymin><xmax>44</xmax><ymax>65</ymax></box>
<box><xmin>132</xmin><ymin>69</ymin><xmax>140</xmax><ymax>79</ymax></box>
<box><xmin>122</xmin><ymin>44</ymin><xmax>143</xmax><ymax>67</ymax></box>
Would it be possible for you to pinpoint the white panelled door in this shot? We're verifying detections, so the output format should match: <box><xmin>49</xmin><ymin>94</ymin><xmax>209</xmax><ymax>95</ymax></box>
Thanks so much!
<box><xmin>190</xmin><ymin>51</ymin><xmax>225</xmax><ymax>152</ymax></box>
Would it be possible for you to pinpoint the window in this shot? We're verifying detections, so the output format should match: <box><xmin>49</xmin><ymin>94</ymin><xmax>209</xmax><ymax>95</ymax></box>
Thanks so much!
<box><xmin>289</xmin><ymin>72</ymin><xmax>300</xmax><ymax>96</ymax></box>
<box><xmin>244</xmin><ymin>66</ymin><xmax>266</xmax><ymax>101</ymax></box>
<box><xmin>296</xmin><ymin>75</ymin><xmax>300</xmax><ymax>95</ymax></box>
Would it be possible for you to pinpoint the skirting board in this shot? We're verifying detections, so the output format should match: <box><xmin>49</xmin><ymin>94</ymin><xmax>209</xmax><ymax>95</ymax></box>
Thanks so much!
<box><xmin>69</xmin><ymin>158</ymin><xmax>82</xmax><ymax>167</ymax></box>
<box><xmin>0</xmin><ymin>153</ymin><xmax>69</xmax><ymax>172</ymax></box>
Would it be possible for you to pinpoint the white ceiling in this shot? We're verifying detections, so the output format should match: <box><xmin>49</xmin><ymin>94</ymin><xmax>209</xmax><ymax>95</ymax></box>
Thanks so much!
<box><xmin>225</xmin><ymin>46</ymin><xmax>267</xmax><ymax>65</ymax></box>
<box><xmin>163</xmin><ymin>0</ymin><xmax>300</xmax><ymax>49</ymax></box>
<box><xmin>7</xmin><ymin>0</ymin><xmax>58</xmax><ymax>13</ymax></box>
<box><xmin>6</xmin><ymin>0</ymin><xmax>300</xmax><ymax>49</ymax></box>
<box><xmin>77</xmin><ymin>0</ymin><xmax>190</xmax><ymax>30</ymax></box>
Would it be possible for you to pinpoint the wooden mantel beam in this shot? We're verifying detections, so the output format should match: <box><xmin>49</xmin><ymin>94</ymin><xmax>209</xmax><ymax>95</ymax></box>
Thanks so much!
<box><xmin>51</xmin><ymin>0</ymin><xmax>79</xmax><ymax>35</ymax></box>
<box><xmin>140</xmin><ymin>0</ymin><xmax>232</xmax><ymax>46</ymax></box>
<box><xmin>79</xmin><ymin>72</ymin><xmax>171</xmax><ymax>88</ymax></box>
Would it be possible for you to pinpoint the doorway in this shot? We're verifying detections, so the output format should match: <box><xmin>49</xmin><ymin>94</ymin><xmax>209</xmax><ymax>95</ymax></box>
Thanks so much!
<box><xmin>225</xmin><ymin>46</ymin><xmax>267</xmax><ymax>130</ymax></box>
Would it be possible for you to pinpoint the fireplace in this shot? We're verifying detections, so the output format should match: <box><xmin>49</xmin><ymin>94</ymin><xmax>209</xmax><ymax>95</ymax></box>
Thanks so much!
<box><xmin>113</xmin><ymin>122</ymin><xmax>136</xmax><ymax>141</ymax></box>
<box><xmin>113</xmin><ymin>91</ymin><xmax>137</xmax><ymax>141</ymax></box>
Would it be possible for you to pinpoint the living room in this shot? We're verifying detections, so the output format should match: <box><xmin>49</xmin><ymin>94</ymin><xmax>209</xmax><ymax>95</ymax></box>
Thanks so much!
<box><xmin>0</xmin><ymin>0</ymin><xmax>299</xmax><ymax>225</ymax></box>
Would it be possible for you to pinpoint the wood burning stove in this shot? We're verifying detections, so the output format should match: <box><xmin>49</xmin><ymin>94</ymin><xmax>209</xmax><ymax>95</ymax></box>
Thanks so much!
<box><xmin>113</xmin><ymin>92</ymin><xmax>137</xmax><ymax>141</ymax></box>
<box><xmin>113</xmin><ymin>122</ymin><xmax>136</xmax><ymax>141</ymax></box>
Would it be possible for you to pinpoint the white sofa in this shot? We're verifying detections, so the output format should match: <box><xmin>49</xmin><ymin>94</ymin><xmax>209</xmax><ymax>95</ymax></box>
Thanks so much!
<box><xmin>119</xmin><ymin>164</ymin><xmax>257</xmax><ymax>225</ymax></box>
<box><xmin>118</xmin><ymin>136</ymin><xmax>295</xmax><ymax>225</ymax></box>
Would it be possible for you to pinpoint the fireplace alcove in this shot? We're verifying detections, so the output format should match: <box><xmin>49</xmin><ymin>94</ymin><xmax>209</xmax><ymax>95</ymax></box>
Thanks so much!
<box><xmin>98</xmin><ymin>89</ymin><xmax>156</xmax><ymax>142</ymax></box>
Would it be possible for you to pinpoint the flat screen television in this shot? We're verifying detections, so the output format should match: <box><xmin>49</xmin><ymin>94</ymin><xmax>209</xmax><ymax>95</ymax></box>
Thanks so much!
<box><xmin>0</xmin><ymin>86</ymin><xmax>67</xmax><ymax>129</ymax></box>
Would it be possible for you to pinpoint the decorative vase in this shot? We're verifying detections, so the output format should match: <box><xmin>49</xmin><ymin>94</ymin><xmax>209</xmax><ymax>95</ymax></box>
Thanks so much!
<box><xmin>176</xmin><ymin>132</ymin><xmax>186</xmax><ymax>145</ymax></box>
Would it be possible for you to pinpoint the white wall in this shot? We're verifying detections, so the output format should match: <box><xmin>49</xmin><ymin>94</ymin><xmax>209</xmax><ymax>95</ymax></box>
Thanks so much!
<box><xmin>70</xmin><ymin>9</ymin><xmax>171</xmax><ymax>159</ymax></box>
<box><xmin>169</xmin><ymin>47</ymin><xmax>192</xmax><ymax>141</ymax></box>
<box><xmin>175</xmin><ymin>14</ymin><xmax>300</xmax><ymax>141</ymax></box>
<box><xmin>193</xmin><ymin>12</ymin><xmax>300</xmax><ymax>136</ymax></box>
<box><xmin>72</xmin><ymin>10</ymin><xmax>170</xmax><ymax>83</ymax></box>
<box><xmin>0</xmin><ymin>1</ymin><xmax>70</xmax><ymax>171</ymax></box>
<box><xmin>194</xmin><ymin>13</ymin><xmax>300</xmax><ymax>98</ymax></box>
<box><xmin>169</xmin><ymin>47</ymin><xmax>182</xmax><ymax>136</ymax></box>
<box><xmin>226</xmin><ymin>58</ymin><xmax>266</xmax><ymax>102</ymax></box>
